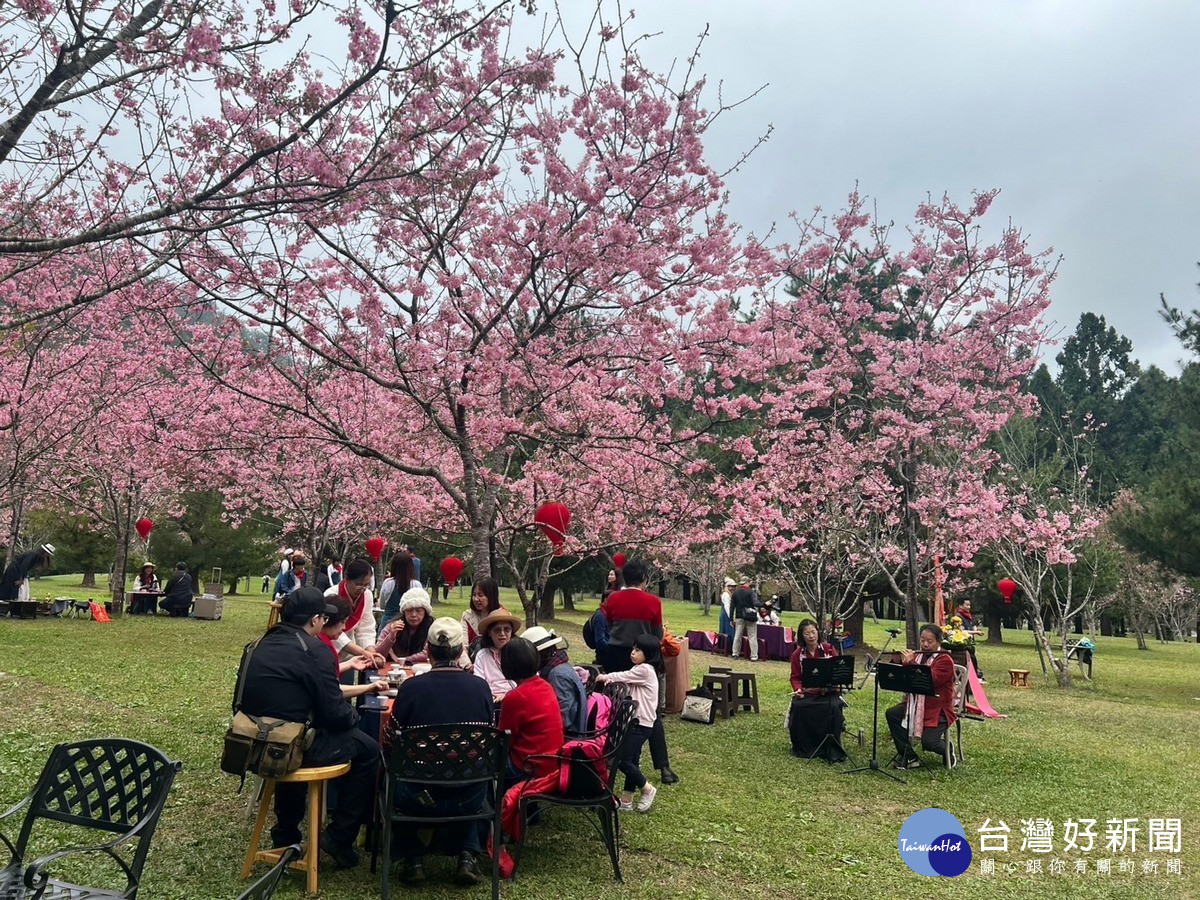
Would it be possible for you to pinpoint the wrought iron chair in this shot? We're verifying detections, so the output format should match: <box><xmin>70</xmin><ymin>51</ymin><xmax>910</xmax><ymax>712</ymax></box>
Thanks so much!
<box><xmin>510</xmin><ymin>696</ymin><xmax>637</xmax><ymax>881</ymax></box>
<box><xmin>234</xmin><ymin>844</ymin><xmax>300</xmax><ymax>900</ymax></box>
<box><xmin>0</xmin><ymin>738</ymin><xmax>182</xmax><ymax>899</ymax></box>
<box><xmin>377</xmin><ymin>724</ymin><xmax>508</xmax><ymax>900</ymax></box>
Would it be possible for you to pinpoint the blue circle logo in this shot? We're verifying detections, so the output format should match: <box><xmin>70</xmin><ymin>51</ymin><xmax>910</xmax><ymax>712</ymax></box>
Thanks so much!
<box><xmin>898</xmin><ymin>808</ymin><xmax>972</xmax><ymax>876</ymax></box>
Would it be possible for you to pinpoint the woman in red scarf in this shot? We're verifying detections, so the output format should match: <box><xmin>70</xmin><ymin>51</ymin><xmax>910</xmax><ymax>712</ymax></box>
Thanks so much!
<box><xmin>324</xmin><ymin>557</ymin><xmax>384</xmax><ymax>669</ymax></box>
<box><xmin>885</xmin><ymin>624</ymin><xmax>957</xmax><ymax>769</ymax></box>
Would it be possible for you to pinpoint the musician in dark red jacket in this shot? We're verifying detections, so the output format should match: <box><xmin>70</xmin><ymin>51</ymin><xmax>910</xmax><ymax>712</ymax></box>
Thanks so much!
<box><xmin>884</xmin><ymin>624</ymin><xmax>957</xmax><ymax>769</ymax></box>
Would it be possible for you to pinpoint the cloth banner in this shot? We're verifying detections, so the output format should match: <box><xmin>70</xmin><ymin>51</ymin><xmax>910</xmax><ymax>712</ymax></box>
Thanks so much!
<box><xmin>963</xmin><ymin>653</ymin><xmax>1005</xmax><ymax>718</ymax></box>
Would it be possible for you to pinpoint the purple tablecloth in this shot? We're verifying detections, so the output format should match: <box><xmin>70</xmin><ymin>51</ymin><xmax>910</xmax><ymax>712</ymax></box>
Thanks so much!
<box><xmin>687</xmin><ymin>626</ymin><xmax>793</xmax><ymax>661</ymax></box>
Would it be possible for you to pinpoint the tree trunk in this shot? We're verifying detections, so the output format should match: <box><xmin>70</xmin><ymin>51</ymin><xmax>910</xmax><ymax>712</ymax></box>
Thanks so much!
<box><xmin>470</xmin><ymin>524</ymin><xmax>492</xmax><ymax>581</ymax></box>
<box><xmin>986</xmin><ymin>606</ymin><xmax>1003</xmax><ymax>644</ymax></box>
<box><xmin>1025</xmin><ymin>600</ymin><xmax>1070</xmax><ymax>687</ymax></box>
<box><xmin>562</xmin><ymin>588</ymin><xmax>574</xmax><ymax>612</ymax></box>
<box><xmin>700</xmin><ymin>578</ymin><xmax>712</xmax><ymax>615</ymax></box>
<box><xmin>1133</xmin><ymin>625</ymin><xmax>1148</xmax><ymax>651</ymax></box>
<box><xmin>80</xmin><ymin>569</ymin><xmax>97</xmax><ymax>588</ymax></box>
<box><xmin>538</xmin><ymin>582</ymin><xmax>556</xmax><ymax>620</ymax></box>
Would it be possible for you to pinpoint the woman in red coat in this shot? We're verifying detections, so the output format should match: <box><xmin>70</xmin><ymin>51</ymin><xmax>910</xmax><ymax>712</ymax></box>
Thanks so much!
<box><xmin>787</xmin><ymin>619</ymin><xmax>847</xmax><ymax>762</ymax></box>
<box><xmin>885</xmin><ymin>624</ymin><xmax>957</xmax><ymax>769</ymax></box>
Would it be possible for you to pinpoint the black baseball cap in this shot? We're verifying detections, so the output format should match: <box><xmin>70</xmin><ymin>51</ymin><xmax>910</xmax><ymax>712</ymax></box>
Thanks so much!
<box><xmin>283</xmin><ymin>586</ymin><xmax>338</xmax><ymax>620</ymax></box>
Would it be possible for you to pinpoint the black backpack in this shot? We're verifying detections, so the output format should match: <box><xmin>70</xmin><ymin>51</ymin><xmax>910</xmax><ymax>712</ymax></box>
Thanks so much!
<box><xmin>582</xmin><ymin>609</ymin><xmax>601</xmax><ymax>649</ymax></box>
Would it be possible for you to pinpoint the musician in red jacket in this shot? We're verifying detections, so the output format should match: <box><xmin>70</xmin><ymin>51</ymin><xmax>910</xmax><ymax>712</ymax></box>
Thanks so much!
<box><xmin>884</xmin><ymin>624</ymin><xmax>957</xmax><ymax>769</ymax></box>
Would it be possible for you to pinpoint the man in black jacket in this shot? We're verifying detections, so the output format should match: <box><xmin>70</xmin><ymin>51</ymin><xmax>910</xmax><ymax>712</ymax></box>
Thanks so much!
<box><xmin>239</xmin><ymin>586</ymin><xmax>379</xmax><ymax>868</ymax></box>
<box><xmin>0</xmin><ymin>544</ymin><xmax>54</xmax><ymax>603</ymax></box>
<box><xmin>730</xmin><ymin>578</ymin><xmax>759</xmax><ymax>662</ymax></box>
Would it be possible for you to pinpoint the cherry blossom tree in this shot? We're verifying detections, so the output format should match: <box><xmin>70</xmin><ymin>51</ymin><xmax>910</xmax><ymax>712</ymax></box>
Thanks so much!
<box><xmin>725</xmin><ymin>191</ymin><xmax>1057</xmax><ymax>647</ymax></box>
<box><xmin>164</xmin><ymin>6</ymin><xmax>772</xmax><ymax>623</ymax></box>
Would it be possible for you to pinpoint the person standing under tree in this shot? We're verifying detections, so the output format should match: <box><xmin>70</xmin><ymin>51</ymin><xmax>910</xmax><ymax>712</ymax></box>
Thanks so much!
<box><xmin>0</xmin><ymin>544</ymin><xmax>55</xmax><ymax>605</ymax></box>
<box><xmin>730</xmin><ymin>577</ymin><xmax>759</xmax><ymax>662</ymax></box>
<box><xmin>600</xmin><ymin>559</ymin><xmax>678</xmax><ymax>785</ymax></box>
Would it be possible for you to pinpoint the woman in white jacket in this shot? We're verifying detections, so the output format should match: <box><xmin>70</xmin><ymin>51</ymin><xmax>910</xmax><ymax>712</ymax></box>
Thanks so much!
<box><xmin>324</xmin><ymin>557</ymin><xmax>383</xmax><ymax>670</ymax></box>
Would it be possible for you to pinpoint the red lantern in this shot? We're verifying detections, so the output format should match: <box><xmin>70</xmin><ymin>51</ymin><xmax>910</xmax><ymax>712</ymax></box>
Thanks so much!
<box><xmin>612</xmin><ymin>552</ymin><xmax>626</xmax><ymax>570</ymax></box>
<box><xmin>135</xmin><ymin>518</ymin><xmax>153</xmax><ymax>541</ymax></box>
<box><xmin>365</xmin><ymin>536</ymin><xmax>386</xmax><ymax>562</ymax></box>
<box><xmin>533</xmin><ymin>501</ymin><xmax>571</xmax><ymax>554</ymax></box>
<box><xmin>998</xmin><ymin>577</ymin><xmax>1017</xmax><ymax>604</ymax></box>
<box><xmin>440</xmin><ymin>556</ymin><xmax>464</xmax><ymax>587</ymax></box>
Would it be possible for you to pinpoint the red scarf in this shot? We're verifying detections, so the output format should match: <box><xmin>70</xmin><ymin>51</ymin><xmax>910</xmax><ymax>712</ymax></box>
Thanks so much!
<box><xmin>340</xmin><ymin>580</ymin><xmax>365</xmax><ymax>633</ymax></box>
<box><xmin>318</xmin><ymin>633</ymin><xmax>339</xmax><ymax>675</ymax></box>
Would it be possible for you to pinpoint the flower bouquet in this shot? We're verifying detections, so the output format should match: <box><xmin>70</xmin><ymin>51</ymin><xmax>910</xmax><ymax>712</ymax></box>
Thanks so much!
<box><xmin>941</xmin><ymin>615</ymin><xmax>976</xmax><ymax>650</ymax></box>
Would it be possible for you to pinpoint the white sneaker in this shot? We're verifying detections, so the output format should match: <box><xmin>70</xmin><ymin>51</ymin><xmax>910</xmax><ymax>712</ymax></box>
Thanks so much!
<box><xmin>617</xmin><ymin>798</ymin><xmax>633</xmax><ymax>812</ymax></box>
<box><xmin>636</xmin><ymin>784</ymin><xmax>657</xmax><ymax>812</ymax></box>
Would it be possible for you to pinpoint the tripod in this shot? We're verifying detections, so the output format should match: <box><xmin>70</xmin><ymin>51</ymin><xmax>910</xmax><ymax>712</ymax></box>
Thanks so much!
<box><xmin>843</xmin><ymin>664</ymin><xmax>905</xmax><ymax>784</ymax></box>
<box><xmin>857</xmin><ymin>628</ymin><xmax>901</xmax><ymax>690</ymax></box>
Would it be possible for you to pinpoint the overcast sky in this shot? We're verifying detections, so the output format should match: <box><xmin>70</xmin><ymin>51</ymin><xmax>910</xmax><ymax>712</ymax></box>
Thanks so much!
<box><xmin>544</xmin><ymin>1</ymin><xmax>1199</xmax><ymax>373</ymax></box>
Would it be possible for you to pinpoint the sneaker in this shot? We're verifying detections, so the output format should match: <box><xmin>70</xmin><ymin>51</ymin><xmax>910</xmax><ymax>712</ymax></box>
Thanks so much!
<box><xmin>455</xmin><ymin>851</ymin><xmax>482</xmax><ymax>886</ymax></box>
<box><xmin>636</xmin><ymin>784</ymin><xmax>657</xmax><ymax>812</ymax></box>
<box><xmin>319</xmin><ymin>831</ymin><xmax>360</xmax><ymax>869</ymax></box>
<box><xmin>397</xmin><ymin>858</ymin><xmax>426</xmax><ymax>884</ymax></box>
<box><xmin>903</xmin><ymin>756</ymin><xmax>923</xmax><ymax>770</ymax></box>
<box><xmin>617</xmin><ymin>798</ymin><xmax>634</xmax><ymax>812</ymax></box>
<box><xmin>659</xmin><ymin>767</ymin><xmax>679</xmax><ymax>785</ymax></box>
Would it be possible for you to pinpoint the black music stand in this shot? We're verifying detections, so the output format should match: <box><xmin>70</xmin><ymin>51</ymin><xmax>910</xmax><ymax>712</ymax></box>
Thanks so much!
<box><xmin>800</xmin><ymin>656</ymin><xmax>854</xmax><ymax>764</ymax></box>
<box><xmin>857</xmin><ymin>627</ymin><xmax>901</xmax><ymax>690</ymax></box>
<box><xmin>844</xmin><ymin>661</ymin><xmax>934</xmax><ymax>784</ymax></box>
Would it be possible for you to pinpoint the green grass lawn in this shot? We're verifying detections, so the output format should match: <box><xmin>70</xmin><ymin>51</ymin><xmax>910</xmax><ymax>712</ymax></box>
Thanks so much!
<box><xmin>1</xmin><ymin>576</ymin><xmax>1197</xmax><ymax>898</ymax></box>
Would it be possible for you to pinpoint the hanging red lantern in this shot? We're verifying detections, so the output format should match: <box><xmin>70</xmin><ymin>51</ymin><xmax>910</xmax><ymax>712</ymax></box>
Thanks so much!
<box><xmin>533</xmin><ymin>501</ymin><xmax>571</xmax><ymax>554</ymax></box>
<box><xmin>365</xmin><ymin>536</ymin><xmax>386</xmax><ymax>562</ymax></box>
<box><xmin>440</xmin><ymin>556</ymin><xmax>464</xmax><ymax>587</ymax></box>
<box><xmin>135</xmin><ymin>518</ymin><xmax>153</xmax><ymax>541</ymax></box>
<box><xmin>612</xmin><ymin>552</ymin><xmax>626</xmax><ymax>570</ymax></box>
<box><xmin>998</xmin><ymin>577</ymin><xmax>1017</xmax><ymax>604</ymax></box>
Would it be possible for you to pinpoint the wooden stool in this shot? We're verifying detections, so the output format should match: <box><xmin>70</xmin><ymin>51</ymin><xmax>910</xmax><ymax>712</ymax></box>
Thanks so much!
<box><xmin>242</xmin><ymin>762</ymin><xmax>351</xmax><ymax>895</ymax></box>
<box><xmin>708</xmin><ymin>666</ymin><xmax>733</xmax><ymax>674</ymax></box>
<box><xmin>1008</xmin><ymin>669</ymin><xmax>1030</xmax><ymax>688</ymax></box>
<box><xmin>700</xmin><ymin>672</ymin><xmax>736</xmax><ymax>719</ymax></box>
<box><xmin>728</xmin><ymin>671</ymin><xmax>760</xmax><ymax>713</ymax></box>
<box><xmin>266</xmin><ymin>601</ymin><xmax>283</xmax><ymax>631</ymax></box>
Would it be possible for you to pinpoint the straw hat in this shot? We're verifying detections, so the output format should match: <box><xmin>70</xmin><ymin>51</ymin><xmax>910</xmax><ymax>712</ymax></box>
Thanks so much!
<box><xmin>477</xmin><ymin>606</ymin><xmax>522</xmax><ymax>635</ymax></box>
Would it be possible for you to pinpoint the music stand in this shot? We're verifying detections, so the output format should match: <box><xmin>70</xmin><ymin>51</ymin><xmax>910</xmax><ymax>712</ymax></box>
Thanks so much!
<box><xmin>800</xmin><ymin>656</ymin><xmax>855</xmax><ymax>763</ymax></box>
<box><xmin>857</xmin><ymin>628</ymin><xmax>901</xmax><ymax>690</ymax></box>
<box><xmin>844</xmin><ymin>661</ymin><xmax>934</xmax><ymax>784</ymax></box>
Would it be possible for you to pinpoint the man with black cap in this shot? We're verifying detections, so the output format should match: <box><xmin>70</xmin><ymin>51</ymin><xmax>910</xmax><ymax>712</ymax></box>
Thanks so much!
<box><xmin>238</xmin><ymin>586</ymin><xmax>379</xmax><ymax>869</ymax></box>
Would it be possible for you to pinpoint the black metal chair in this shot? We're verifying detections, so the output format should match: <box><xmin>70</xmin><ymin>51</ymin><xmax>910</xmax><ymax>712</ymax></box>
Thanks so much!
<box><xmin>0</xmin><ymin>738</ymin><xmax>182</xmax><ymax>899</ymax></box>
<box><xmin>377</xmin><ymin>724</ymin><xmax>508</xmax><ymax>900</ymax></box>
<box><xmin>234</xmin><ymin>844</ymin><xmax>300</xmax><ymax>900</ymax></box>
<box><xmin>510</xmin><ymin>696</ymin><xmax>637</xmax><ymax>881</ymax></box>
